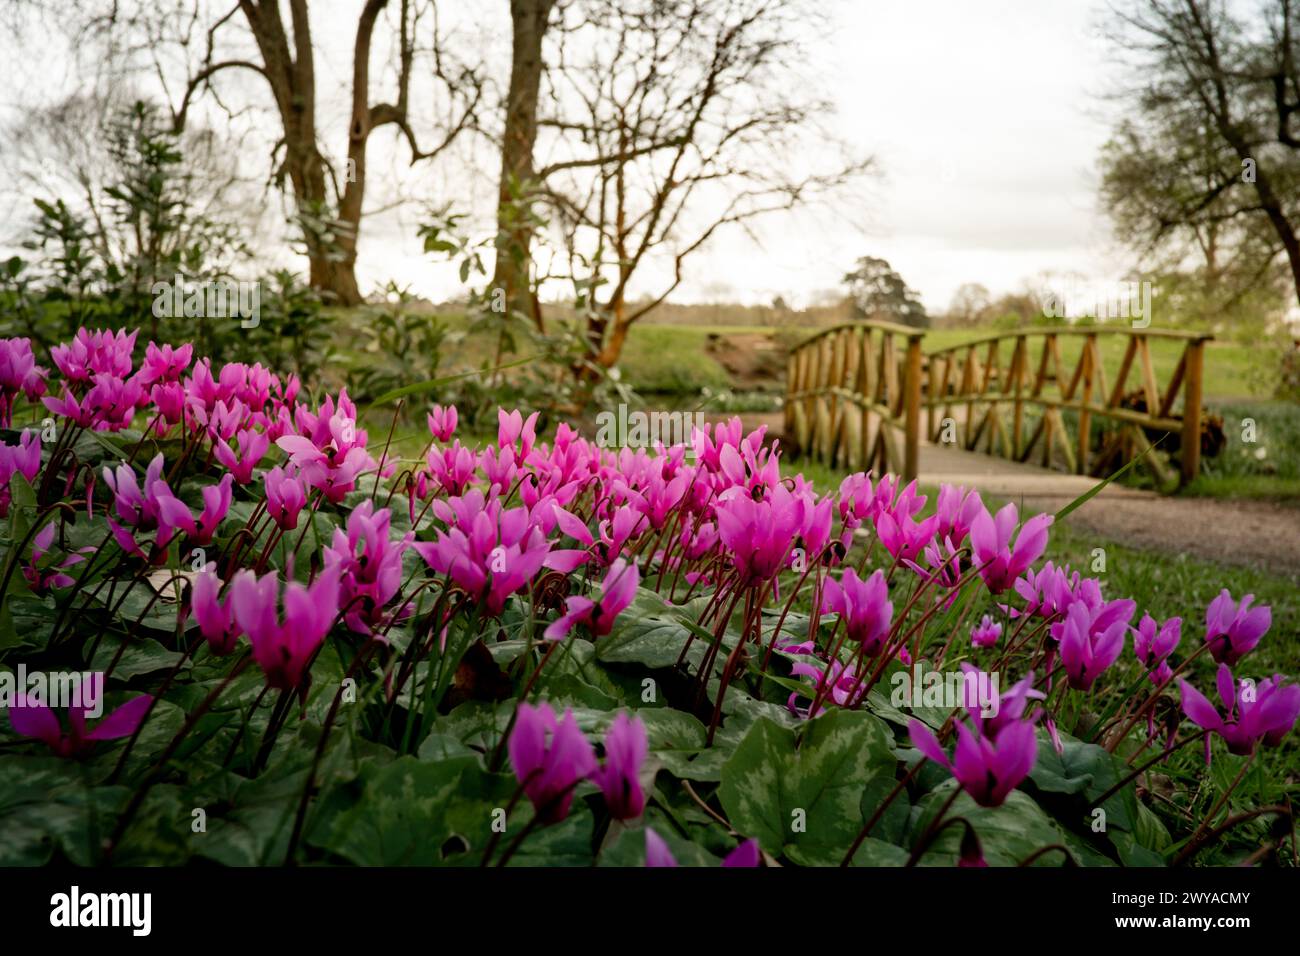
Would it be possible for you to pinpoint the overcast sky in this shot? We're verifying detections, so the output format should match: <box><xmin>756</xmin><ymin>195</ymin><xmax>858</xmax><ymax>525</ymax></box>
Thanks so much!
<box><xmin>671</xmin><ymin>0</ymin><xmax>1125</xmax><ymax>311</ymax></box>
<box><xmin>1</xmin><ymin>0</ymin><xmax>1130</xmax><ymax>314</ymax></box>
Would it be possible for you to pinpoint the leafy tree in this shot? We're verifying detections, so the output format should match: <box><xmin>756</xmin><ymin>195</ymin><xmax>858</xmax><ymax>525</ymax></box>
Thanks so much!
<box><xmin>1101</xmin><ymin>0</ymin><xmax>1300</xmax><ymax>321</ymax></box>
<box><xmin>843</xmin><ymin>256</ymin><xmax>927</xmax><ymax>328</ymax></box>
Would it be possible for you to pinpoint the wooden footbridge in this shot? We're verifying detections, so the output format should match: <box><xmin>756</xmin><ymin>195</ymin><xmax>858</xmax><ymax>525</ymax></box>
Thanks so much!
<box><xmin>783</xmin><ymin>321</ymin><xmax>1212</xmax><ymax>492</ymax></box>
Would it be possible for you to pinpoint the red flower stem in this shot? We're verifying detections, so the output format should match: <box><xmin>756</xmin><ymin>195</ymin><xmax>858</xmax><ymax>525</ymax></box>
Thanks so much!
<box><xmin>489</xmin><ymin>640</ymin><xmax>562</xmax><ymax>773</ymax></box>
<box><xmin>905</xmin><ymin>785</ymin><xmax>963</xmax><ymax>866</ymax></box>
<box><xmin>102</xmin><ymin>655</ymin><xmax>252</xmax><ymax>864</ymax></box>
<box><xmin>1102</xmin><ymin>642</ymin><xmax>1214</xmax><ymax>751</ymax></box>
<box><xmin>840</xmin><ymin>759</ymin><xmax>924</xmax><ymax>866</ymax></box>
<box><xmin>1091</xmin><ymin>733</ymin><xmax>1201</xmax><ymax>807</ymax></box>
<box><xmin>1181</xmin><ymin>749</ymin><xmax>1256</xmax><ymax>855</ymax></box>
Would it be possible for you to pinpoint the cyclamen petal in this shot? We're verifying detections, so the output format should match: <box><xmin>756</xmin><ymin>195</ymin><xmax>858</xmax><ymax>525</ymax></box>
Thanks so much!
<box><xmin>7</xmin><ymin>697</ymin><xmax>63</xmax><ymax>750</ymax></box>
<box><xmin>508</xmin><ymin>702</ymin><xmax>596</xmax><ymax>823</ymax></box>
<box><xmin>645</xmin><ymin>829</ymin><xmax>678</xmax><ymax>868</ymax></box>
<box><xmin>722</xmin><ymin>839</ymin><xmax>761</xmax><ymax>867</ymax></box>
<box><xmin>592</xmin><ymin>712</ymin><xmax>648</xmax><ymax>820</ymax></box>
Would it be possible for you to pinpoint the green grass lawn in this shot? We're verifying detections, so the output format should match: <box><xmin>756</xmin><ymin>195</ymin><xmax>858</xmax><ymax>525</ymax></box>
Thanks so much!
<box><xmin>329</xmin><ymin>309</ymin><xmax>745</xmax><ymax>398</ymax></box>
<box><xmin>1184</xmin><ymin>400</ymin><xmax>1300</xmax><ymax>500</ymax></box>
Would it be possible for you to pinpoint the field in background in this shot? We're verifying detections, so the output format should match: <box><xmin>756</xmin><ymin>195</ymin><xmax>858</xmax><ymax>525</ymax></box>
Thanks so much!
<box><xmin>369</xmin><ymin>311</ymin><xmax>1270</xmax><ymax>401</ymax></box>
<box><xmin>338</xmin><ymin>310</ymin><xmax>1268</xmax><ymax>400</ymax></box>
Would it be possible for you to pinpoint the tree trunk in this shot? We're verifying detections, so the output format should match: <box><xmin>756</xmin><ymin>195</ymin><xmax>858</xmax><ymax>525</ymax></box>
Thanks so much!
<box><xmin>242</xmin><ymin>0</ymin><xmax>365</xmax><ymax>305</ymax></box>
<box><xmin>492</xmin><ymin>0</ymin><xmax>556</xmax><ymax>330</ymax></box>
<box><xmin>595</xmin><ymin>296</ymin><xmax>631</xmax><ymax>369</ymax></box>
<box><xmin>1217</xmin><ymin>124</ymin><xmax>1300</xmax><ymax>308</ymax></box>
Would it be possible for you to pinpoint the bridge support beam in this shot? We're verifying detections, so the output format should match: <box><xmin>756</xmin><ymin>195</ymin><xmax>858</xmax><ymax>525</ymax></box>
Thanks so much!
<box><xmin>903</xmin><ymin>336</ymin><xmax>922</xmax><ymax>482</ymax></box>
<box><xmin>1180</xmin><ymin>339</ymin><xmax>1204</xmax><ymax>487</ymax></box>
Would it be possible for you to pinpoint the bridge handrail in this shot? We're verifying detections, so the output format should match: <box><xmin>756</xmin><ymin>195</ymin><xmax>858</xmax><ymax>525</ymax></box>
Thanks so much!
<box><xmin>784</xmin><ymin>321</ymin><xmax>1214</xmax><ymax>490</ymax></box>
<box><xmin>924</xmin><ymin>324</ymin><xmax>1213</xmax><ymax>358</ymax></box>
<box><xmin>794</xmin><ymin>319</ymin><xmax>927</xmax><ymax>347</ymax></box>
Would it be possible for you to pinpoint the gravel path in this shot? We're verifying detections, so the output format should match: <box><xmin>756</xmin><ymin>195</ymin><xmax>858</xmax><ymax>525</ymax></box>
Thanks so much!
<box><xmin>916</xmin><ymin>442</ymin><xmax>1300</xmax><ymax>579</ymax></box>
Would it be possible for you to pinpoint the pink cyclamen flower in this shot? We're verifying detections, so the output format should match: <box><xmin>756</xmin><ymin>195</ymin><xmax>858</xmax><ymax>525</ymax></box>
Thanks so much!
<box><xmin>276</xmin><ymin>390</ymin><xmax>377</xmax><ymax>502</ymax></box>
<box><xmin>715</xmin><ymin>483</ymin><xmax>803</xmax><ymax>585</ymax></box>
<box><xmin>645</xmin><ymin>828</ymin><xmax>679</xmax><ymax>867</ymax></box>
<box><xmin>1054</xmin><ymin>597</ymin><xmax>1133</xmax><ymax>690</ymax></box>
<box><xmin>478</xmin><ymin>443</ymin><xmax>518</xmax><ymax>493</ymax></box>
<box><xmin>1133</xmin><ymin>613</ymin><xmax>1180</xmax><ymax>684</ymax></box>
<box><xmin>148</xmin><ymin>380</ymin><xmax>186</xmax><ymax>433</ymax></box>
<box><xmin>6</xmin><ymin>694</ymin><xmax>154</xmax><ymax>758</ymax></box>
<box><xmin>903</xmin><ymin>536</ymin><xmax>965</xmax><ymax>608</ymax></box>
<box><xmin>722</xmin><ymin>838</ymin><xmax>761</xmax><ymax>867</ymax></box>
<box><xmin>934</xmin><ymin>484</ymin><xmax>984</xmax><ymax>546</ymax></box>
<box><xmin>264</xmin><ymin>465</ymin><xmax>308</xmax><ymax>530</ymax></box>
<box><xmin>413</xmin><ymin>494</ymin><xmax>556</xmax><ymax>617</ymax></box>
<box><xmin>427</xmin><ymin>404</ymin><xmax>458</xmax><ymax>442</ymax></box>
<box><xmin>596</xmin><ymin>508</ymin><xmax>645</xmax><ymax>566</ymax></box>
<box><xmin>820</xmin><ymin>567</ymin><xmax>892</xmax><ymax>655</ymax></box>
<box><xmin>137</xmin><ymin>341</ymin><xmax>193</xmax><ymax>386</ymax></box>
<box><xmin>791</xmin><ymin>493</ymin><xmax>835</xmax><ymax>566</ymax></box>
<box><xmin>544</xmin><ymin>558</ymin><xmax>639</xmax><ymax>640</ymax></box>
<box><xmin>1204</xmin><ymin>589</ymin><xmax>1270</xmax><ymax>666</ymax></box>
<box><xmin>1011</xmin><ymin>561</ymin><xmax>1091</xmax><ymax>620</ymax></box>
<box><xmin>875</xmin><ymin>505</ymin><xmax>940</xmax><ymax>564</ymax></box>
<box><xmin>969</xmin><ymin>503</ymin><xmax>1053</xmax><ymax>594</ymax></box>
<box><xmin>229</xmin><ymin>566</ymin><xmax>341</xmax><ymax>692</ymax></box>
<box><xmin>102</xmin><ymin>454</ymin><xmax>181</xmax><ymax>557</ymax></box>
<box><xmin>22</xmin><ymin>523</ymin><xmax>90</xmax><ymax>593</ymax></box>
<box><xmin>50</xmin><ymin>327</ymin><xmax>136</xmax><ymax>382</ymax></box>
<box><xmin>214</xmin><ymin>427</ymin><xmax>270</xmax><ymax>484</ymax></box>
<box><xmin>44</xmin><ymin>373</ymin><xmax>146</xmax><ymax>432</ymax></box>
<box><xmin>323</xmin><ymin>501</ymin><xmax>413</xmax><ymax>635</ymax></box>
<box><xmin>591</xmin><ymin>711</ymin><xmax>648</xmax><ymax>820</ymax></box>
<box><xmin>0</xmin><ymin>429</ymin><xmax>41</xmax><ymax>517</ymax></box>
<box><xmin>498</xmin><ymin>408</ymin><xmax>540</xmax><ymax>460</ymax></box>
<box><xmin>155</xmin><ymin>473</ymin><xmax>233</xmax><ymax>547</ymax></box>
<box><xmin>909</xmin><ymin>712</ymin><xmax>1038</xmax><ymax>808</ymax></box>
<box><xmin>962</xmin><ymin>668</ymin><xmax>1045</xmax><ymax>739</ymax></box>
<box><xmin>191</xmin><ymin>567</ymin><xmax>239</xmax><ymax>655</ymax></box>
<box><xmin>970</xmin><ymin>614</ymin><xmax>1002</xmax><ymax>649</ymax></box>
<box><xmin>635</xmin><ymin>468</ymin><xmax>692</xmax><ymax>532</ymax></box>
<box><xmin>836</xmin><ymin>472</ymin><xmax>877</xmax><ymax>530</ymax></box>
<box><xmin>507</xmin><ymin>701</ymin><xmax>597</xmax><ymax>824</ymax></box>
<box><xmin>1179</xmin><ymin>664</ymin><xmax>1300</xmax><ymax>759</ymax></box>
<box><xmin>424</xmin><ymin>440</ymin><xmax>477</xmax><ymax>496</ymax></box>
<box><xmin>199</xmin><ymin>397</ymin><xmax>247</xmax><ymax>443</ymax></box>
<box><xmin>0</xmin><ymin>337</ymin><xmax>48</xmax><ymax>426</ymax></box>
<box><xmin>787</xmin><ymin>658</ymin><xmax>868</xmax><ymax>719</ymax></box>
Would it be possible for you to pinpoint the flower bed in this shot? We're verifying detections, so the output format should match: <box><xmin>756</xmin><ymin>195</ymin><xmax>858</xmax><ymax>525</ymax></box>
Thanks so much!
<box><xmin>0</xmin><ymin>327</ymin><xmax>1294</xmax><ymax>867</ymax></box>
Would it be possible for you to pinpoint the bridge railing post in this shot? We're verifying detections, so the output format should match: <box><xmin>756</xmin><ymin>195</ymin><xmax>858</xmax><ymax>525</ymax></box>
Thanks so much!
<box><xmin>1180</xmin><ymin>337</ymin><xmax>1206</xmax><ymax>486</ymax></box>
<box><xmin>784</xmin><ymin>349</ymin><xmax>797</xmax><ymax>439</ymax></box>
<box><xmin>903</xmin><ymin>332</ymin><xmax>923</xmax><ymax>482</ymax></box>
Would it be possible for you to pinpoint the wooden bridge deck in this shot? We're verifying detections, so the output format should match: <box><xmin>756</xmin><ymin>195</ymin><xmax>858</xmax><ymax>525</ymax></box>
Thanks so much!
<box><xmin>912</xmin><ymin>440</ymin><xmax>1148</xmax><ymax>500</ymax></box>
